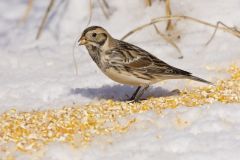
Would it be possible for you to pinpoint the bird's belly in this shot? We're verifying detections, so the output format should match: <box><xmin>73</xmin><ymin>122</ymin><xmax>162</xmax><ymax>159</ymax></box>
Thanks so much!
<box><xmin>104</xmin><ymin>68</ymin><xmax>151</xmax><ymax>86</ymax></box>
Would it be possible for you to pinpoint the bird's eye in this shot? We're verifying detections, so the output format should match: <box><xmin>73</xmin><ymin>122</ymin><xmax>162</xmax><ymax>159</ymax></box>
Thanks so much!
<box><xmin>92</xmin><ymin>33</ymin><xmax>97</xmax><ymax>37</ymax></box>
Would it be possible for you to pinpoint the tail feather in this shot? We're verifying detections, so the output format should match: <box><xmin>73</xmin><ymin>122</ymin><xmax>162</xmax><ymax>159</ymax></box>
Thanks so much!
<box><xmin>188</xmin><ymin>75</ymin><xmax>213</xmax><ymax>85</ymax></box>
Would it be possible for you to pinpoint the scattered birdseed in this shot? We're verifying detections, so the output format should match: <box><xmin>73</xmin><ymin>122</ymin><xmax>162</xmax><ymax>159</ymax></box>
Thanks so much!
<box><xmin>0</xmin><ymin>65</ymin><xmax>240</xmax><ymax>154</ymax></box>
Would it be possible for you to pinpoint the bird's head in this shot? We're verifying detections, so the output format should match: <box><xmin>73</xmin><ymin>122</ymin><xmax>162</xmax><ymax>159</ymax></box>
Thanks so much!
<box><xmin>78</xmin><ymin>26</ymin><xmax>111</xmax><ymax>48</ymax></box>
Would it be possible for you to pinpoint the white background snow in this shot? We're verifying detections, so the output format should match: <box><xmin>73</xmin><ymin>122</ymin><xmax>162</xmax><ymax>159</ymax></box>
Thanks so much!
<box><xmin>0</xmin><ymin>0</ymin><xmax>240</xmax><ymax>159</ymax></box>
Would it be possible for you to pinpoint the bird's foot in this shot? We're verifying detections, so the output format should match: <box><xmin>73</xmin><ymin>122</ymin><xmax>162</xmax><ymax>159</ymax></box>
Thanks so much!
<box><xmin>126</xmin><ymin>98</ymin><xmax>140</xmax><ymax>103</ymax></box>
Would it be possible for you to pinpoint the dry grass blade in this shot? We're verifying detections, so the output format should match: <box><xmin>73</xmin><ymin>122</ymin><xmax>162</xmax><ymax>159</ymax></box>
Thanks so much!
<box><xmin>152</xmin><ymin>16</ymin><xmax>240</xmax><ymax>37</ymax></box>
<box><xmin>165</xmin><ymin>0</ymin><xmax>173</xmax><ymax>31</ymax></box>
<box><xmin>145</xmin><ymin>0</ymin><xmax>152</xmax><ymax>6</ymax></box>
<box><xmin>20</xmin><ymin>0</ymin><xmax>34</xmax><ymax>24</ymax></box>
<box><xmin>102</xmin><ymin>0</ymin><xmax>110</xmax><ymax>9</ymax></box>
<box><xmin>87</xmin><ymin>0</ymin><xmax>93</xmax><ymax>26</ymax></box>
<box><xmin>122</xmin><ymin>15</ymin><xmax>240</xmax><ymax>41</ymax></box>
<box><xmin>205</xmin><ymin>21</ymin><xmax>240</xmax><ymax>46</ymax></box>
<box><xmin>121</xmin><ymin>21</ymin><xmax>156</xmax><ymax>40</ymax></box>
<box><xmin>36</xmin><ymin>0</ymin><xmax>55</xmax><ymax>40</ymax></box>
<box><xmin>72</xmin><ymin>38</ymin><xmax>79</xmax><ymax>75</ymax></box>
<box><xmin>153</xmin><ymin>24</ymin><xmax>183</xmax><ymax>58</ymax></box>
<box><xmin>98</xmin><ymin>0</ymin><xmax>110</xmax><ymax>19</ymax></box>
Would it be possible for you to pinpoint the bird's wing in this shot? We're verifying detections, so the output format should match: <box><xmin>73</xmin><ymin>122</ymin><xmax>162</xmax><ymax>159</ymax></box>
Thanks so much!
<box><xmin>107</xmin><ymin>41</ymin><xmax>191</xmax><ymax>76</ymax></box>
<box><xmin>107</xmin><ymin>41</ymin><xmax>155</xmax><ymax>68</ymax></box>
<box><xmin>108</xmin><ymin>49</ymin><xmax>152</xmax><ymax>67</ymax></box>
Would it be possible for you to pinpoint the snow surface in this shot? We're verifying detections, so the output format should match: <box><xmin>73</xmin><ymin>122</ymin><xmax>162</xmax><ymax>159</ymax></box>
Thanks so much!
<box><xmin>0</xmin><ymin>0</ymin><xmax>240</xmax><ymax>159</ymax></box>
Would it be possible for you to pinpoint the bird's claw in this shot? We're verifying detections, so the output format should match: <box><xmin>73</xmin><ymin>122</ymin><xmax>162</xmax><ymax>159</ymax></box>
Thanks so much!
<box><xmin>170</xmin><ymin>89</ymin><xmax>181</xmax><ymax>95</ymax></box>
<box><xmin>126</xmin><ymin>99</ymin><xmax>140</xmax><ymax>104</ymax></box>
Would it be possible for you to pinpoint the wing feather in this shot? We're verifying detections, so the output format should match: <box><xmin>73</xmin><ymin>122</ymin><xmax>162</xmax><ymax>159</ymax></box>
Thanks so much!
<box><xmin>107</xmin><ymin>40</ymin><xmax>191</xmax><ymax>76</ymax></box>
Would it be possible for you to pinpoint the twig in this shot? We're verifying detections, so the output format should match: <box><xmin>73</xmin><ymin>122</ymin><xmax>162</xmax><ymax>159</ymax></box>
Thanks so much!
<box><xmin>36</xmin><ymin>0</ymin><xmax>55</xmax><ymax>40</ymax></box>
<box><xmin>20</xmin><ymin>0</ymin><xmax>34</xmax><ymax>24</ymax></box>
<box><xmin>145</xmin><ymin>0</ymin><xmax>152</xmax><ymax>6</ymax></box>
<box><xmin>152</xmin><ymin>16</ymin><xmax>240</xmax><ymax>37</ymax></box>
<box><xmin>165</xmin><ymin>0</ymin><xmax>173</xmax><ymax>31</ymax></box>
<box><xmin>122</xmin><ymin>15</ymin><xmax>240</xmax><ymax>41</ymax></box>
<box><xmin>121</xmin><ymin>21</ymin><xmax>156</xmax><ymax>40</ymax></box>
<box><xmin>87</xmin><ymin>0</ymin><xmax>93</xmax><ymax>26</ymax></box>
<box><xmin>102</xmin><ymin>0</ymin><xmax>110</xmax><ymax>9</ymax></box>
<box><xmin>72</xmin><ymin>37</ymin><xmax>79</xmax><ymax>75</ymax></box>
<box><xmin>97</xmin><ymin>0</ymin><xmax>110</xmax><ymax>19</ymax></box>
<box><xmin>205</xmin><ymin>21</ymin><xmax>240</xmax><ymax>46</ymax></box>
<box><xmin>52</xmin><ymin>0</ymin><xmax>69</xmax><ymax>40</ymax></box>
<box><xmin>153</xmin><ymin>24</ymin><xmax>183</xmax><ymax>58</ymax></box>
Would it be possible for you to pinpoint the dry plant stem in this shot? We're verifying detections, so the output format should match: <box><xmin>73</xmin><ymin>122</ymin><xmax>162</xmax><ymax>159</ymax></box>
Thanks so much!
<box><xmin>121</xmin><ymin>21</ymin><xmax>157</xmax><ymax>40</ymax></box>
<box><xmin>102</xmin><ymin>0</ymin><xmax>110</xmax><ymax>9</ymax></box>
<box><xmin>153</xmin><ymin>24</ymin><xmax>183</xmax><ymax>58</ymax></box>
<box><xmin>122</xmin><ymin>15</ymin><xmax>240</xmax><ymax>41</ymax></box>
<box><xmin>152</xmin><ymin>16</ymin><xmax>240</xmax><ymax>37</ymax></box>
<box><xmin>165</xmin><ymin>0</ymin><xmax>173</xmax><ymax>31</ymax></box>
<box><xmin>87</xmin><ymin>0</ymin><xmax>93</xmax><ymax>26</ymax></box>
<box><xmin>98</xmin><ymin>0</ymin><xmax>110</xmax><ymax>19</ymax></box>
<box><xmin>72</xmin><ymin>38</ymin><xmax>79</xmax><ymax>75</ymax></box>
<box><xmin>20</xmin><ymin>0</ymin><xmax>34</xmax><ymax>24</ymax></box>
<box><xmin>36</xmin><ymin>0</ymin><xmax>55</xmax><ymax>40</ymax></box>
<box><xmin>205</xmin><ymin>21</ymin><xmax>240</xmax><ymax>46</ymax></box>
<box><xmin>145</xmin><ymin>0</ymin><xmax>152</xmax><ymax>6</ymax></box>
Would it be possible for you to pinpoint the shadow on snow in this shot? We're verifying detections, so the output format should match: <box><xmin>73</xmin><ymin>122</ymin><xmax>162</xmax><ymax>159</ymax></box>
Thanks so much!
<box><xmin>70</xmin><ymin>84</ymin><xmax>178</xmax><ymax>101</ymax></box>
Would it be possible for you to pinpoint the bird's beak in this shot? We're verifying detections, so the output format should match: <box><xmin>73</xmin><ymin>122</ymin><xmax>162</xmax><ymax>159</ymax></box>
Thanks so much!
<box><xmin>78</xmin><ymin>36</ymin><xmax>87</xmax><ymax>45</ymax></box>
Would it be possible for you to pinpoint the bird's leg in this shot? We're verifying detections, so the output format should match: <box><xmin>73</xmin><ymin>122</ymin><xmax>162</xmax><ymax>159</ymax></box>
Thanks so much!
<box><xmin>129</xmin><ymin>86</ymin><xmax>141</xmax><ymax>101</ymax></box>
<box><xmin>133</xmin><ymin>85</ymin><xmax>149</xmax><ymax>102</ymax></box>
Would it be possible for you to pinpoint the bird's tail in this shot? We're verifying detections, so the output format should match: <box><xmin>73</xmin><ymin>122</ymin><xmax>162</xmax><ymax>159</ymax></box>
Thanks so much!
<box><xmin>187</xmin><ymin>75</ymin><xmax>213</xmax><ymax>85</ymax></box>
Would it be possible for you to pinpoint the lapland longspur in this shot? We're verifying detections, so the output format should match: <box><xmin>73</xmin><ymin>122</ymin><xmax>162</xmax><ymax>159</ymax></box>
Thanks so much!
<box><xmin>78</xmin><ymin>26</ymin><xmax>212</xmax><ymax>102</ymax></box>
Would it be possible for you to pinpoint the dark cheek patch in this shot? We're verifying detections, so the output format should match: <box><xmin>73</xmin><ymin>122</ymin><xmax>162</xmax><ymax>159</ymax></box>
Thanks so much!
<box><xmin>98</xmin><ymin>33</ymin><xmax>107</xmax><ymax>46</ymax></box>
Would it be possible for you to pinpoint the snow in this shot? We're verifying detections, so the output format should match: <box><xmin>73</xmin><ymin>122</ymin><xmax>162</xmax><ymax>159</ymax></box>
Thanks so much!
<box><xmin>0</xmin><ymin>0</ymin><xmax>240</xmax><ymax>159</ymax></box>
<box><xmin>40</xmin><ymin>104</ymin><xmax>240</xmax><ymax>160</ymax></box>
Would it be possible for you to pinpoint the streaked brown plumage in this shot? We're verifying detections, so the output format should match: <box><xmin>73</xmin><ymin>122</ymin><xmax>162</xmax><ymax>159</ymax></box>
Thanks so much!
<box><xmin>78</xmin><ymin>26</ymin><xmax>212</xmax><ymax>101</ymax></box>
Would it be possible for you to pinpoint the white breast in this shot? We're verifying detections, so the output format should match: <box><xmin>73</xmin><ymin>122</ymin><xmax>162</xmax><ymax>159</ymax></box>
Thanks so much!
<box><xmin>104</xmin><ymin>68</ymin><xmax>151</xmax><ymax>86</ymax></box>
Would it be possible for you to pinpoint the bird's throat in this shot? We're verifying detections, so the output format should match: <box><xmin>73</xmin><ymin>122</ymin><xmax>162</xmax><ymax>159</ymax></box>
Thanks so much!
<box><xmin>86</xmin><ymin>45</ymin><xmax>102</xmax><ymax>69</ymax></box>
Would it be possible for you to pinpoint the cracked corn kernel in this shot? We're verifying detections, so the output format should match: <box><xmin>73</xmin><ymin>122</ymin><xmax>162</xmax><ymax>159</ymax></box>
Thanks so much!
<box><xmin>0</xmin><ymin>65</ymin><xmax>240</xmax><ymax>153</ymax></box>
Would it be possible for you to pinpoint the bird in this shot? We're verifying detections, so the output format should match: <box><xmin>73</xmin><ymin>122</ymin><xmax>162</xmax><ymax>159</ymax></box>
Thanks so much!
<box><xmin>78</xmin><ymin>26</ymin><xmax>212</xmax><ymax>102</ymax></box>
